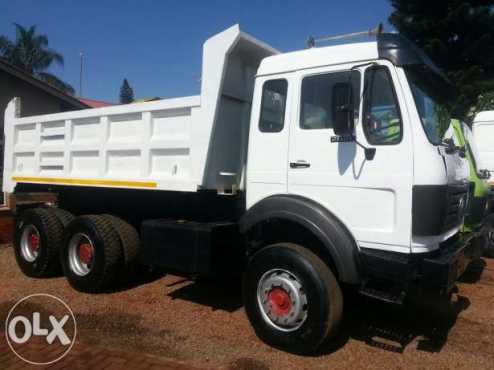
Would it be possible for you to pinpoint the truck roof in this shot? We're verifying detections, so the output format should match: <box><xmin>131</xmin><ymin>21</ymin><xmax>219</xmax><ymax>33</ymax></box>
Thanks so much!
<box><xmin>474</xmin><ymin>111</ymin><xmax>494</xmax><ymax>123</ymax></box>
<box><xmin>257</xmin><ymin>31</ymin><xmax>448</xmax><ymax>84</ymax></box>
<box><xmin>258</xmin><ymin>41</ymin><xmax>379</xmax><ymax>76</ymax></box>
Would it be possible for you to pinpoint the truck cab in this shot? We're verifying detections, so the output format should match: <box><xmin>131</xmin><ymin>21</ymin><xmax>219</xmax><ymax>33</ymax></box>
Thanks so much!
<box><xmin>244</xmin><ymin>31</ymin><xmax>472</xmax><ymax>290</ymax></box>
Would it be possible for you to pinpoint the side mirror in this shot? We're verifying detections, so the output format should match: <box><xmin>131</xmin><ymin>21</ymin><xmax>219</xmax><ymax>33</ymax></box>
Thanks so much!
<box><xmin>332</xmin><ymin>82</ymin><xmax>354</xmax><ymax>136</ymax></box>
<box><xmin>478</xmin><ymin>169</ymin><xmax>491</xmax><ymax>180</ymax></box>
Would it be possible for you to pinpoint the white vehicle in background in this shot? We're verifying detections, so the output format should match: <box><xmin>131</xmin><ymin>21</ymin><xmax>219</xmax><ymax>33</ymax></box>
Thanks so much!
<box><xmin>3</xmin><ymin>24</ymin><xmax>480</xmax><ymax>354</ymax></box>
<box><xmin>473</xmin><ymin>111</ymin><xmax>494</xmax><ymax>180</ymax></box>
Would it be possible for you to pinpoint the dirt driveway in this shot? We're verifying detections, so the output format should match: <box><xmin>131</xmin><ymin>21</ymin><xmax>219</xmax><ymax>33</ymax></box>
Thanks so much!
<box><xmin>1</xmin><ymin>244</ymin><xmax>493</xmax><ymax>369</ymax></box>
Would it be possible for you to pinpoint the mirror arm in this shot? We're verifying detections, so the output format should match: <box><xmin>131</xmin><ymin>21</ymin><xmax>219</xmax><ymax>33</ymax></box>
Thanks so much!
<box><xmin>346</xmin><ymin>63</ymin><xmax>378</xmax><ymax>161</ymax></box>
<box><xmin>352</xmin><ymin>135</ymin><xmax>376</xmax><ymax>160</ymax></box>
<box><xmin>441</xmin><ymin>138</ymin><xmax>464</xmax><ymax>156</ymax></box>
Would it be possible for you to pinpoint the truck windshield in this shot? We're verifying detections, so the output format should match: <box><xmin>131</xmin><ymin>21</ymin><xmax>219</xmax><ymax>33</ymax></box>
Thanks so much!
<box><xmin>405</xmin><ymin>67</ymin><xmax>452</xmax><ymax>145</ymax></box>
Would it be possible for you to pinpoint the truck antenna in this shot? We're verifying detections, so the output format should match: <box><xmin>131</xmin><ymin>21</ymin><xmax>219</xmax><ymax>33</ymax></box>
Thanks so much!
<box><xmin>307</xmin><ymin>23</ymin><xmax>384</xmax><ymax>48</ymax></box>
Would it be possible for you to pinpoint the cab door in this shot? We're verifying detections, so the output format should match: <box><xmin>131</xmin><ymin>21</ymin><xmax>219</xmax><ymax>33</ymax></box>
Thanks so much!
<box><xmin>247</xmin><ymin>76</ymin><xmax>291</xmax><ymax>207</ymax></box>
<box><xmin>287</xmin><ymin>62</ymin><xmax>413</xmax><ymax>253</ymax></box>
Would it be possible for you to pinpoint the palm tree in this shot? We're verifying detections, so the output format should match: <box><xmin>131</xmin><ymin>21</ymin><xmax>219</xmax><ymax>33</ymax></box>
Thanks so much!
<box><xmin>0</xmin><ymin>23</ymin><xmax>75</xmax><ymax>95</ymax></box>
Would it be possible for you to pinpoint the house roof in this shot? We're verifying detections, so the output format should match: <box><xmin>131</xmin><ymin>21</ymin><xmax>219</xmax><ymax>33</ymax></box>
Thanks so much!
<box><xmin>0</xmin><ymin>58</ymin><xmax>89</xmax><ymax>110</ymax></box>
<box><xmin>134</xmin><ymin>97</ymin><xmax>162</xmax><ymax>103</ymax></box>
<box><xmin>78</xmin><ymin>98</ymin><xmax>115</xmax><ymax>108</ymax></box>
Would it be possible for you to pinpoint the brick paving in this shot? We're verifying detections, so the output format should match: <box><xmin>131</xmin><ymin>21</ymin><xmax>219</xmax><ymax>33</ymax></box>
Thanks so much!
<box><xmin>0</xmin><ymin>335</ymin><xmax>209</xmax><ymax>370</ymax></box>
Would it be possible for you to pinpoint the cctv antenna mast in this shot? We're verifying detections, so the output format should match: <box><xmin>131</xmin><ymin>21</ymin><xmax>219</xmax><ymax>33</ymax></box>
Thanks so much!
<box><xmin>307</xmin><ymin>23</ymin><xmax>384</xmax><ymax>48</ymax></box>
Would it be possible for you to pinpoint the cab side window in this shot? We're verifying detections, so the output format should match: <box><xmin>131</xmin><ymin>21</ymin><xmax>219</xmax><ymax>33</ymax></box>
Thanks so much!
<box><xmin>363</xmin><ymin>67</ymin><xmax>402</xmax><ymax>145</ymax></box>
<box><xmin>259</xmin><ymin>79</ymin><xmax>288</xmax><ymax>133</ymax></box>
<box><xmin>300</xmin><ymin>71</ymin><xmax>360</xmax><ymax>130</ymax></box>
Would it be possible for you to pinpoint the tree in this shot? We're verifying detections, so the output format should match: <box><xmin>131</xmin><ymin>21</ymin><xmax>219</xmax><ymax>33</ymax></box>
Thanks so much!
<box><xmin>119</xmin><ymin>78</ymin><xmax>134</xmax><ymax>104</ymax></box>
<box><xmin>473</xmin><ymin>91</ymin><xmax>494</xmax><ymax>114</ymax></box>
<box><xmin>0</xmin><ymin>23</ymin><xmax>75</xmax><ymax>95</ymax></box>
<box><xmin>388</xmin><ymin>0</ymin><xmax>494</xmax><ymax>119</ymax></box>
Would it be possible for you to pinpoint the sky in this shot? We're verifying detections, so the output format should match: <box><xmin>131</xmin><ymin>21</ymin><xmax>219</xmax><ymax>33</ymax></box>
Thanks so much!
<box><xmin>0</xmin><ymin>0</ymin><xmax>395</xmax><ymax>102</ymax></box>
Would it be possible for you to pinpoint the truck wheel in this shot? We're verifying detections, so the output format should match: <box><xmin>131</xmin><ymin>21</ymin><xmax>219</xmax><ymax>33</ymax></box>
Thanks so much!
<box><xmin>243</xmin><ymin>243</ymin><xmax>343</xmax><ymax>354</ymax></box>
<box><xmin>101</xmin><ymin>215</ymin><xmax>140</xmax><ymax>264</ymax></box>
<box><xmin>485</xmin><ymin>230</ymin><xmax>494</xmax><ymax>258</ymax></box>
<box><xmin>482</xmin><ymin>214</ymin><xmax>494</xmax><ymax>258</ymax></box>
<box><xmin>61</xmin><ymin>215</ymin><xmax>123</xmax><ymax>292</ymax></box>
<box><xmin>13</xmin><ymin>208</ymin><xmax>65</xmax><ymax>277</ymax></box>
<box><xmin>52</xmin><ymin>208</ymin><xmax>75</xmax><ymax>227</ymax></box>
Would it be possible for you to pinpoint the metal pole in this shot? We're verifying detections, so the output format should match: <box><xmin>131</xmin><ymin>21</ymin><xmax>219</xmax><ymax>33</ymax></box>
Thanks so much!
<box><xmin>79</xmin><ymin>51</ymin><xmax>84</xmax><ymax>97</ymax></box>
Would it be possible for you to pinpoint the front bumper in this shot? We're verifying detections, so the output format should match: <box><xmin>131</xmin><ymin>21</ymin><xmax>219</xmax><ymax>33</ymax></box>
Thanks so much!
<box><xmin>359</xmin><ymin>235</ymin><xmax>482</xmax><ymax>298</ymax></box>
<box><xmin>421</xmin><ymin>235</ymin><xmax>480</xmax><ymax>293</ymax></box>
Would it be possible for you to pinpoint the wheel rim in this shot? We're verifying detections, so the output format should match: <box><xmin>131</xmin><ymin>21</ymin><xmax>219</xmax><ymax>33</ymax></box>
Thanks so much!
<box><xmin>68</xmin><ymin>233</ymin><xmax>95</xmax><ymax>276</ymax></box>
<box><xmin>257</xmin><ymin>269</ymin><xmax>308</xmax><ymax>332</ymax></box>
<box><xmin>20</xmin><ymin>225</ymin><xmax>41</xmax><ymax>262</ymax></box>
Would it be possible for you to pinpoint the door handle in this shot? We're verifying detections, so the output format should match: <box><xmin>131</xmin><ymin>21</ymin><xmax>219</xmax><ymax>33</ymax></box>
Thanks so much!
<box><xmin>290</xmin><ymin>161</ymin><xmax>311</xmax><ymax>169</ymax></box>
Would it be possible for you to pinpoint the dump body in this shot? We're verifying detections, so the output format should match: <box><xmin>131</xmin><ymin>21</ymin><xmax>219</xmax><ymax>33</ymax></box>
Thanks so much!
<box><xmin>2</xmin><ymin>25</ymin><xmax>277</xmax><ymax>194</ymax></box>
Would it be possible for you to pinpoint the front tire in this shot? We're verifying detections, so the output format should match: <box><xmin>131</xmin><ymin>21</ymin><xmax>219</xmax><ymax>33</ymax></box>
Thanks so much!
<box><xmin>243</xmin><ymin>243</ymin><xmax>343</xmax><ymax>354</ymax></box>
<box><xmin>61</xmin><ymin>215</ymin><xmax>123</xmax><ymax>292</ymax></box>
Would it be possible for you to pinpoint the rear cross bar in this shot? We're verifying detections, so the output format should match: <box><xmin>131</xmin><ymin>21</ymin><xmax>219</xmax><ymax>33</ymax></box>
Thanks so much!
<box><xmin>307</xmin><ymin>23</ymin><xmax>384</xmax><ymax>48</ymax></box>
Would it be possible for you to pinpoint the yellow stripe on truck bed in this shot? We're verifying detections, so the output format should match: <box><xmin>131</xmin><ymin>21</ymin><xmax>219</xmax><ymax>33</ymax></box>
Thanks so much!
<box><xmin>12</xmin><ymin>176</ymin><xmax>157</xmax><ymax>189</ymax></box>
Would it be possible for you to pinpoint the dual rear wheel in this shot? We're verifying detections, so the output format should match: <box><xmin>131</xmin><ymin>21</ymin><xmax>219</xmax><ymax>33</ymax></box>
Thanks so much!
<box><xmin>62</xmin><ymin>215</ymin><xmax>124</xmax><ymax>292</ymax></box>
<box><xmin>14</xmin><ymin>209</ymin><xmax>138</xmax><ymax>292</ymax></box>
<box><xmin>14</xmin><ymin>208</ymin><xmax>73</xmax><ymax>277</ymax></box>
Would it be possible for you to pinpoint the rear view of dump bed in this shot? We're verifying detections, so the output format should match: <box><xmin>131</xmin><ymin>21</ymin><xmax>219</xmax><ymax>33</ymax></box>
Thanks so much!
<box><xmin>2</xmin><ymin>25</ymin><xmax>277</xmax><ymax>194</ymax></box>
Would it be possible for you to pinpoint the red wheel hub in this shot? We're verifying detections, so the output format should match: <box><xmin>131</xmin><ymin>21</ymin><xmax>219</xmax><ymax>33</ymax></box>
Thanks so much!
<box><xmin>28</xmin><ymin>233</ymin><xmax>40</xmax><ymax>252</ymax></box>
<box><xmin>268</xmin><ymin>287</ymin><xmax>292</xmax><ymax>316</ymax></box>
<box><xmin>78</xmin><ymin>243</ymin><xmax>94</xmax><ymax>265</ymax></box>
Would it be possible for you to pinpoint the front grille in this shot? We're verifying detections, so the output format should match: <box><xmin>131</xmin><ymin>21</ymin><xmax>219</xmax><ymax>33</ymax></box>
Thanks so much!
<box><xmin>442</xmin><ymin>184</ymin><xmax>469</xmax><ymax>232</ymax></box>
<box><xmin>412</xmin><ymin>183</ymin><xmax>470</xmax><ymax>236</ymax></box>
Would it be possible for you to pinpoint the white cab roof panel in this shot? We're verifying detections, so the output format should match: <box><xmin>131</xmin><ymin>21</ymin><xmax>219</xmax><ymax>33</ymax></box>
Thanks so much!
<box><xmin>257</xmin><ymin>41</ymin><xmax>379</xmax><ymax>76</ymax></box>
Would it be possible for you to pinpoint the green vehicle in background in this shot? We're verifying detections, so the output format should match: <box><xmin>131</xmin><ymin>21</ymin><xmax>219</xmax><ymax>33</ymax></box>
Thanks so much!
<box><xmin>450</xmin><ymin>119</ymin><xmax>494</xmax><ymax>257</ymax></box>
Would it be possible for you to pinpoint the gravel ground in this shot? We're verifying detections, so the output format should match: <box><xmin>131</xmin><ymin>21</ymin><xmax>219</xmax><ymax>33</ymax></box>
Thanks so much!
<box><xmin>1</xmin><ymin>244</ymin><xmax>493</xmax><ymax>370</ymax></box>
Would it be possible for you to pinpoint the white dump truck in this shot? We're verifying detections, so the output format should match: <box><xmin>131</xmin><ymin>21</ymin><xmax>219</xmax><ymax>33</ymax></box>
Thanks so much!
<box><xmin>473</xmin><ymin>110</ymin><xmax>494</xmax><ymax>180</ymax></box>
<box><xmin>3</xmin><ymin>24</ymin><xmax>480</xmax><ymax>353</ymax></box>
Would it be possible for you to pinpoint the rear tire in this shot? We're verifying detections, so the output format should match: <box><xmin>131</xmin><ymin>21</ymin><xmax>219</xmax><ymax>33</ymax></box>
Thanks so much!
<box><xmin>485</xmin><ymin>231</ymin><xmax>494</xmax><ymax>258</ymax></box>
<box><xmin>52</xmin><ymin>208</ymin><xmax>75</xmax><ymax>227</ymax></box>
<box><xmin>101</xmin><ymin>215</ymin><xmax>140</xmax><ymax>264</ymax></box>
<box><xmin>61</xmin><ymin>215</ymin><xmax>123</xmax><ymax>292</ymax></box>
<box><xmin>13</xmin><ymin>208</ymin><xmax>65</xmax><ymax>277</ymax></box>
<box><xmin>101</xmin><ymin>214</ymin><xmax>141</xmax><ymax>282</ymax></box>
<box><xmin>483</xmin><ymin>214</ymin><xmax>494</xmax><ymax>258</ymax></box>
<box><xmin>243</xmin><ymin>243</ymin><xmax>343</xmax><ymax>354</ymax></box>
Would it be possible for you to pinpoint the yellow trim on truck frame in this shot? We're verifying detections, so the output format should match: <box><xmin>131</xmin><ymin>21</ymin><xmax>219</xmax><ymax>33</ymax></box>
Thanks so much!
<box><xmin>12</xmin><ymin>176</ymin><xmax>157</xmax><ymax>189</ymax></box>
